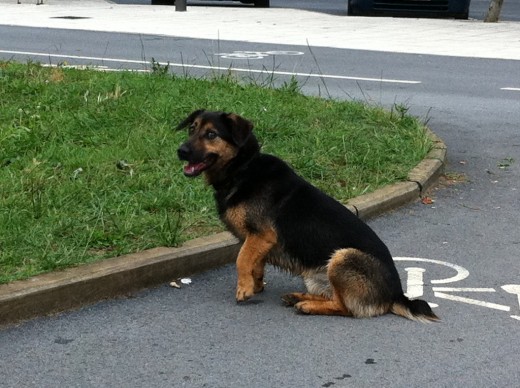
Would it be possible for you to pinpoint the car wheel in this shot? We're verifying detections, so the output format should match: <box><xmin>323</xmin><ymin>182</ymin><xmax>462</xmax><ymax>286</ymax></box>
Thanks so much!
<box><xmin>151</xmin><ymin>0</ymin><xmax>175</xmax><ymax>5</ymax></box>
<box><xmin>254</xmin><ymin>0</ymin><xmax>270</xmax><ymax>8</ymax></box>
<box><xmin>346</xmin><ymin>1</ymin><xmax>354</xmax><ymax>16</ymax></box>
<box><xmin>454</xmin><ymin>11</ymin><xmax>469</xmax><ymax>20</ymax></box>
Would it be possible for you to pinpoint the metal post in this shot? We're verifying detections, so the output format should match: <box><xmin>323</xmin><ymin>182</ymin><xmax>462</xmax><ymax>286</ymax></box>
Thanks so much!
<box><xmin>176</xmin><ymin>0</ymin><xmax>186</xmax><ymax>11</ymax></box>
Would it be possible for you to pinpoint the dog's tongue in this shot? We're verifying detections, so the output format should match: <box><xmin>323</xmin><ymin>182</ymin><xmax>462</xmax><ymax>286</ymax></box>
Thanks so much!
<box><xmin>183</xmin><ymin>162</ymin><xmax>206</xmax><ymax>176</ymax></box>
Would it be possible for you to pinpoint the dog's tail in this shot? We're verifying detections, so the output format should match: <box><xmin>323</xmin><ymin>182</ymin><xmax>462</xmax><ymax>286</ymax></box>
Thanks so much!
<box><xmin>391</xmin><ymin>295</ymin><xmax>440</xmax><ymax>323</ymax></box>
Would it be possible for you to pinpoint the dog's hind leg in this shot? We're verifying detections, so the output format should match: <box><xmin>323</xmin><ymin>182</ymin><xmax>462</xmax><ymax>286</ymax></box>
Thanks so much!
<box><xmin>282</xmin><ymin>290</ymin><xmax>352</xmax><ymax>317</ymax></box>
<box><xmin>293</xmin><ymin>292</ymin><xmax>352</xmax><ymax>316</ymax></box>
<box><xmin>290</xmin><ymin>249</ymin><xmax>393</xmax><ymax>317</ymax></box>
<box><xmin>281</xmin><ymin>263</ymin><xmax>353</xmax><ymax>316</ymax></box>
<box><xmin>282</xmin><ymin>268</ymin><xmax>351</xmax><ymax>314</ymax></box>
<box><xmin>327</xmin><ymin>248</ymin><xmax>394</xmax><ymax>318</ymax></box>
<box><xmin>281</xmin><ymin>292</ymin><xmax>329</xmax><ymax>306</ymax></box>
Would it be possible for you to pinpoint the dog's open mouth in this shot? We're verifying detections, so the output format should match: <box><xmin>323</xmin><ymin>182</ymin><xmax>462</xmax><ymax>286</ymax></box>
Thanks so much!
<box><xmin>182</xmin><ymin>155</ymin><xmax>218</xmax><ymax>177</ymax></box>
<box><xmin>183</xmin><ymin>161</ymin><xmax>208</xmax><ymax>177</ymax></box>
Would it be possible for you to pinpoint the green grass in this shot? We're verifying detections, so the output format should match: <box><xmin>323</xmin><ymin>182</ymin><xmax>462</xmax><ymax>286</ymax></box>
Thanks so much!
<box><xmin>0</xmin><ymin>61</ymin><xmax>431</xmax><ymax>284</ymax></box>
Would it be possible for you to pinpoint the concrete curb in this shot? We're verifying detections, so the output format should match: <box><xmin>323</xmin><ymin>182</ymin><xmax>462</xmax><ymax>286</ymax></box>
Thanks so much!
<box><xmin>0</xmin><ymin>130</ymin><xmax>446</xmax><ymax>327</ymax></box>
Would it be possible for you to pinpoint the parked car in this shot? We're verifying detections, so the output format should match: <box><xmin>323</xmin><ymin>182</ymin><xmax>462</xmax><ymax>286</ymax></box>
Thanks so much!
<box><xmin>151</xmin><ymin>0</ymin><xmax>269</xmax><ymax>7</ymax></box>
<box><xmin>347</xmin><ymin>0</ymin><xmax>471</xmax><ymax>19</ymax></box>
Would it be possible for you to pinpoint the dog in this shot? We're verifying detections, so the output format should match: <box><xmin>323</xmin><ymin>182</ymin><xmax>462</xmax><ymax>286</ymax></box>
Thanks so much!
<box><xmin>176</xmin><ymin>109</ymin><xmax>439</xmax><ymax>322</ymax></box>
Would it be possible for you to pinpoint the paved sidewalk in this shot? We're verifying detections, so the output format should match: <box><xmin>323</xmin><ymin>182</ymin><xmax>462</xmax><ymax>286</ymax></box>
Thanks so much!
<box><xmin>0</xmin><ymin>0</ymin><xmax>519</xmax><ymax>60</ymax></box>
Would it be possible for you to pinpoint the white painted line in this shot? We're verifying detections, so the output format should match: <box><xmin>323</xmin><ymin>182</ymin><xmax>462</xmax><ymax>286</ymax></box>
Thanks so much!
<box><xmin>404</xmin><ymin>267</ymin><xmax>425</xmax><ymax>298</ymax></box>
<box><xmin>501</xmin><ymin>87</ymin><xmax>520</xmax><ymax>91</ymax></box>
<box><xmin>393</xmin><ymin>257</ymin><xmax>470</xmax><ymax>284</ymax></box>
<box><xmin>242</xmin><ymin>68</ymin><xmax>421</xmax><ymax>84</ymax></box>
<box><xmin>502</xmin><ymin>285</ymin><xmax>520</xmax><ymax>315</ymax></box>
<box><xmin>0</xmin><ymin>49</ymin><xmax>421</xmax><ymax>85</ymax></box>
<box><xmin>214</xmin><ymin>50</ymin><xmax>305</xmax><ymax>59</ymax></box>
<box><xmin>0</xmin><ymin>49</ymin><xmax>148</xmax><ymax>66</ymax></box>
<box><xmin>501</xmin><ymin>284</ymin><xmax>520</xmax><ymax>296</ymax></box>
<box><xmin>40</xmin><ymin>63</ymin><xmax>151</xmax><ymax>73</ymax></box>
<box><xmin>511</xmin><ymin>315</ymin><xmax>520</xmax><ymax>321</ymax></box>
<box><xmin>434</xmin><ymin>292</ymin><xmax>511</xmax><ymax>312</ymax></box>
<box><xmin>432</xmin><ymin>287</ymin><xmax>496</xmax><ymax>292</ymax></box>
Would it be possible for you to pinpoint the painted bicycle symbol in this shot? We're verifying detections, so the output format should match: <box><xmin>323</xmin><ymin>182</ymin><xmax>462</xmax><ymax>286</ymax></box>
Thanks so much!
<box><xmin>394</xmin><ymin>257</ymin><xmax>520</xmax><ymax>322</ymax></box>
<box><xmin>214</xmin><ymin>50</ymin><xmax>305</xmax><ymax>60</ymax></box>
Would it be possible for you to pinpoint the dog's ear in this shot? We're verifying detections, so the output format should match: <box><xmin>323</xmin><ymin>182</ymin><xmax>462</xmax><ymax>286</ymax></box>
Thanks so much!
<box><xmin>176</xmin><ymin>109</ymin><xmax>205</xmax><ymax>130</ymax></box>
<box><xmin>221</xmin><ymin>113</ymin><xmax>253</xmax><ymax>146</ymax></box>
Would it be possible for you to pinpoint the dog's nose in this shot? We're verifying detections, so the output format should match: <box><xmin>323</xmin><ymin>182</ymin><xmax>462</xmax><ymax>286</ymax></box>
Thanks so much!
<box><xmin>177</xmin><ymin>143</ymin><xmax>191</xmax><ymax>160</ymax></box>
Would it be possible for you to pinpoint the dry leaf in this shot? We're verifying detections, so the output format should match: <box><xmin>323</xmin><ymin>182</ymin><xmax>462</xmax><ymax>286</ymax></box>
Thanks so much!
<box><xmin>421</xmin><ymin>196</ymin><xmax>435</xmax><ymax>205</ymax></box>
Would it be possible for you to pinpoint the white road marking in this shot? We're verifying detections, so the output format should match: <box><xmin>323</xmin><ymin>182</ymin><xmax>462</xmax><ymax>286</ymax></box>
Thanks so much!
<box><xmin>214</xmin><ymin>50</ymin><xmax>305</xmax><ymax>59</ymax></box>
<box><xmin>502</xmin><ymin>285</ymin><xmax>520</xmax><ymax>318</ymax></box>
<box><xmin>41</xmin><ymin>63</ymin><xmax>151</xmax><ymax>73</ymax></box>
<box><xmin>396</xmin><ymin>257</ymin><xmax>517</xmax><ymax>320</ymax></box>
<box><xmin>432</xmin><ymin>287</ymin><xmax>496</xmax><ymax>292</ymax></box>
<box><xmin>0</xmin><ymin>49</ymin><xmax>421</xmax><ymax>85</ymax></box>
<box><xmin>402</xmin><ymin>266</ymin><xmax>437</xmax><ymax>307</ymax></box>
<box><xmin>394</xmin><ymin>257</ymin><xmax>470</xmax><ymax>284</ymax></box>
<box><xmin>434</xmin><ymin>292</ymin><xmax>511</xmax><ymax>312</ymax></box>
<box><xmin>404</xmin><ymin>267</ymin><xmax>425</xmax><ymax>298</ymax></box>
<box><xmin>501</xmin><ymin>87</ymin><xmax>520</xmax><ymax>91</ymax></box>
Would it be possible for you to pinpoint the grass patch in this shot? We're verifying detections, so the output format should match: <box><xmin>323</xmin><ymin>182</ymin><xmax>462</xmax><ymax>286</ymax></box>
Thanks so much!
<box><xmin>0</xmin><ymin>61</ymin><xmax>431</xmax><ymax>283</ymax></box>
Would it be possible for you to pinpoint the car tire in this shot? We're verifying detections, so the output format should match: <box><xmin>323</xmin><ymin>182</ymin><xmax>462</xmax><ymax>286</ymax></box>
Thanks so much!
<box><xmin>454</xmin><ymin>11</ymin><xmax>469</xmax><ymax>19</ymax></box>
<box><xmin>151</xmin><ymin>0</ymin><xmax>175</xmax><ymax>5</ymax></box>
<box><xmin>346</xmin><ymin>1</ymin><xmax>354</xmax><ymax>16</ymax></box>
<box><xmin>254</xmin><ymin>0</ymin><xmax>270</xmax><ymax>8</ymax></box>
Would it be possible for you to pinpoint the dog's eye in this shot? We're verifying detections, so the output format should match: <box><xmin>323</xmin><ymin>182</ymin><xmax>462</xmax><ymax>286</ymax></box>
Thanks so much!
<box><xmin>205</xmin><ymin>131</ymin><xmax>218</xmax><ymax>140</ymax></box>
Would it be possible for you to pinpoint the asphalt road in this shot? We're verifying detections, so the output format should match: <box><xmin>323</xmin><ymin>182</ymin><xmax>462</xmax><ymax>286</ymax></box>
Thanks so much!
<box><xmin>1</xmin><ymin>5</ymin><xmax>520</xmax><ymax>387</ymax></box>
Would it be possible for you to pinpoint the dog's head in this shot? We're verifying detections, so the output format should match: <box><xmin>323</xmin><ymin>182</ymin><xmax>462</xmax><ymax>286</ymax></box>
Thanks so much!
<box><xmin>176</xmin><ymin>110</ymin><xmax>257</xmax><ymax>181</ymax></box>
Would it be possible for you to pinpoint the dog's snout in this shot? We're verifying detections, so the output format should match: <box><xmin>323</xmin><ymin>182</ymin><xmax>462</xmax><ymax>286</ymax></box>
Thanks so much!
<box><xmin>177</xmin><ymin>143</ymin><xmax>191</xmax><ymax>160</ymax></box>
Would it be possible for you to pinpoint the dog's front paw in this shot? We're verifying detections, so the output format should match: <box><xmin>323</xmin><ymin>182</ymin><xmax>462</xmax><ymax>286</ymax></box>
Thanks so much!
<box><xmin>253</xmin><ymin>278</ymin><xmax>265</xmax><ymax>294</ymax></box>
<box><xmin>236</xmin><ymin>286</ymin><xmax>254</xmax><ymax>303</ymax></box>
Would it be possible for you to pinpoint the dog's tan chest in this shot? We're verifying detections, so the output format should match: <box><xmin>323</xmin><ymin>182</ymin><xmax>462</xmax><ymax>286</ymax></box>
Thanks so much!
<box><xmin>223</xmin><ymin>205</ymin><xmax>248</xmax><ymax>240</ymax></box>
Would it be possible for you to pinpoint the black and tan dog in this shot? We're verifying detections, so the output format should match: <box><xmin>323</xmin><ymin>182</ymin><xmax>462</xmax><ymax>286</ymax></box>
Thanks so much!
<box><xmin>176</xmin><ymin>110</ymin><xmax>439</xmax><ymax>322</ymax></box>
